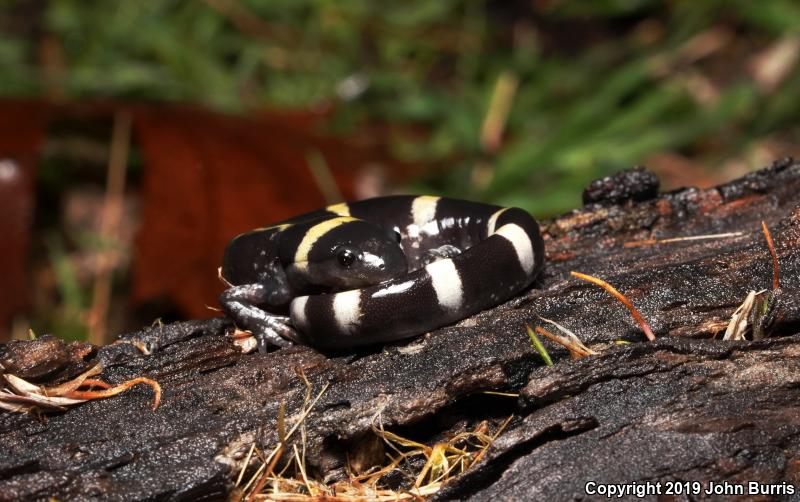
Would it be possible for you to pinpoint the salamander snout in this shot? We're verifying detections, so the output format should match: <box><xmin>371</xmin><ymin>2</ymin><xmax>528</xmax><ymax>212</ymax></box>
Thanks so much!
<box><xmin>373</xmin><ymin>240</ymin><xmax>407</xmax><ymax>276</ymax></box>
<box><xmin>354</xmin><ymin>238</ymin><xmax>407</xmax><ymax>284</ymax></box>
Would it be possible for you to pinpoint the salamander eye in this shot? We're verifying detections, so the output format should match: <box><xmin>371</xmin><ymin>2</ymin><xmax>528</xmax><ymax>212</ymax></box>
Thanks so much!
<box><xmin>336</xmin><ymin>247</ymin><xmax>358</xmax><ymax>267</ymax></box>
<box><xmin>394</xmin><ymin>231</ymin><xmax>402</xmax><ymax>243</ymax></box>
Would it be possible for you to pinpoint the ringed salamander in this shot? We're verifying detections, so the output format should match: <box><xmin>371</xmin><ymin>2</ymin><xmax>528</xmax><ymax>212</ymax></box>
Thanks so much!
<box><xmin>220</xmin><ymin>195</ymin><xmax>545</xmax><ymax>350</ymax></box>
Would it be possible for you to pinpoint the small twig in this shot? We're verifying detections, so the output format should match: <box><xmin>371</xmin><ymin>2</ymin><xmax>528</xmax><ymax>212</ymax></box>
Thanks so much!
<box><xmin>571</xmin><ymin>271</ymin><xmax>656</xmax><ymax>341</ymax></box>
<box><xmin>761</xmin><ymin>221</ymin><xmax>780</xmax><ymax>290</ymax></box>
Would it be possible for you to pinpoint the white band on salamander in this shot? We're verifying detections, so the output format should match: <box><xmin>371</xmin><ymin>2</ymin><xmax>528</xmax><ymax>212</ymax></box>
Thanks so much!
<box><xmin>371</xmin><ymin>279</ymin><xmax>415</xmax><ymax>298</ymax></box>
<box><xmin>425</xmin><ymin>258</ymin><xmax>464</xmax><ymax>312</ymax></box>
<box><xmin>494</xmin><ymin>223</ymin><xmax>535</xmax><ymax>275</ymax></box>
<box><xmin>333</xmin><ymin>289</ymin><xmax>362</xmax><ymax>334</ymax></box>
<box><xmin>486</xmin><ymin>207</ymin><xmax>508</xmax><ymax>235</ymax></box>
<box><xmin>290</xmin><ymin>295</ymin><xmax>309</xmax><ymax>330</ymax></box>
<box><xmin>411</xmin><ymin>195</ymin><xmax>439</xmax><ymax>227</ymax></box>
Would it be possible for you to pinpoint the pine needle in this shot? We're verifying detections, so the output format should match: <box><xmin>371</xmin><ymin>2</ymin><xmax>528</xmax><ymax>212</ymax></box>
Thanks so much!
<box><xmin>570</xmin><ymin>271</ymin><xmax>656</xmax><ymax>341</ymax></box>
<box><xmin>624</xmin><ymin>231</ymin><xmax>744</xmax><ymax>247</ymax></box>
<box><xmin>761</xmin><ymin>221</ymin><xmax>780</xmax><ymax>290</ymax></box>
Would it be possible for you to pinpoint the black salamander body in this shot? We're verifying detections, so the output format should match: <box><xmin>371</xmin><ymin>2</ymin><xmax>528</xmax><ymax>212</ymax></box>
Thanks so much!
<box><xmin>220</xmin><ymin>195</ymin><xmax>544</xmax><ymax>350</ymax></box>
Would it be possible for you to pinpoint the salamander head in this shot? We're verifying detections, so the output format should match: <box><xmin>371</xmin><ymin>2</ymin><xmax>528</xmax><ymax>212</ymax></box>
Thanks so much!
<box><xmin>301</xmin><ymin>219</ymin><xmax>407</xmax><ymax>290</ymax></box>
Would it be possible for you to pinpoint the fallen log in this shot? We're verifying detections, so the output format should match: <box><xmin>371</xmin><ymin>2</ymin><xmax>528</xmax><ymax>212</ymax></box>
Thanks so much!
<box><xmin>1</xmin><ymin>159</ymin><xmax>799</xmax><ymax>501</ymax></box>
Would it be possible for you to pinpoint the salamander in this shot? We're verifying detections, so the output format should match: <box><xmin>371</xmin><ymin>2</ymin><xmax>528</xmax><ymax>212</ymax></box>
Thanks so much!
<box><xmin>219</xmin><ymin>195</ymin><xmax>545</xmax><ymax>350</ymax></box>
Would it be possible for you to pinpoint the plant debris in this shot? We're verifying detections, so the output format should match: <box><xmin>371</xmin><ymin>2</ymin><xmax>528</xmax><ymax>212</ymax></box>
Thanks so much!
<box><xmin>722</xmin><ymin>222</ymin><xmax>783</xmax><ymax>341</ymax></box>
<box><xmin>238</xmin><ymin>374</ymin><xmax>329</xmax><ymax>501</ymax></box>
<box><xmin>723</xmin><ymin>289</ymin><xmax>767</xmax><ymax>341</ymax></box>
<box><xmin>232</xmin><ymin>329</ymin><xmax>258</xmax><ymax>354</ymax></box>
<box><xmin>534</xmin><ymin>317</ymin><xmax>597</xmax><ymax>359</ymax></box>
<box><xmin>235</xmin><ymin>376</ymin><xmax>510</xmax><ymax>501</ymax></box>
<box><xmin>0</xmin><ymin>364</ymin><xmax>161</xmax><ymax>413</ymax></box>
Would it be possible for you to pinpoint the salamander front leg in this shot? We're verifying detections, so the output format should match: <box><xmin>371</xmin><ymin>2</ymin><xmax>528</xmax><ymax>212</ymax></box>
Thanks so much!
<box><xmin>219</xmin><ymin>283</ymin><xmax>300</xmax><ymax>351</ymax></box>
<box><xmin>421</xmin><ymin>244</ymin><xmax>462</xmax><ymax>265</ymax></box>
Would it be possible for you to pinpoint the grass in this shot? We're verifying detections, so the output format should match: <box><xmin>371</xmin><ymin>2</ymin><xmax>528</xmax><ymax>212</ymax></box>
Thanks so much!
<box><xmin>526</xmin><ymin>325</ymin><xmax>553</xmax><ymax>366</ymax></box>
<box><xmin>2</xmin><ymin>1</ymin><xmax>799</xmax><ymax>214</ymax></box>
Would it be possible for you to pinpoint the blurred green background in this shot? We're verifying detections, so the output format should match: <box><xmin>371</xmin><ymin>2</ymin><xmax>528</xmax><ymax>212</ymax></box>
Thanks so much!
<box><xmin>4</xmin><ymin>0</ymin><xmax>800</xmax><ymax>214</ymax></box>
<box><xmin>3</xmin><ymin>0</ymin><xmax>800</xmax><ymax>342</ymax></box>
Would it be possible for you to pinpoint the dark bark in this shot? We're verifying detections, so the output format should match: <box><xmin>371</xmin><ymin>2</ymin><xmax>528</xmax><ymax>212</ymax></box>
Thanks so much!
<box><xmin>1</xmin><ymin>159</ymin><xmax>800</xmax><ymax>501</ymax></box>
